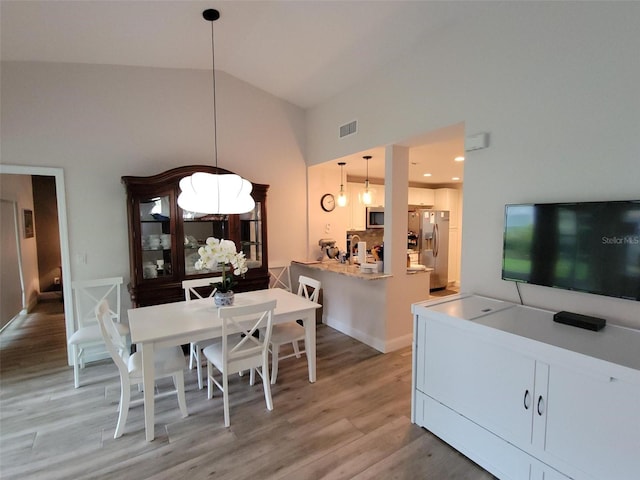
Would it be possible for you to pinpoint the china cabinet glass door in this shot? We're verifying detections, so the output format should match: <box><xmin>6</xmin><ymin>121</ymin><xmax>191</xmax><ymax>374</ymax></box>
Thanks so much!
<box><xmin>240</xmin><ymin>201</ymin><xmax>263</xmax><ymax>269</ymax></box>
<box><xmin>139</xmin><ymin>195</ymin><xmax>174</xmax><ymax>280</ymax></box>
<box><xmin>182</xmin><ymin>211</ymin><xmax>229</xmax><ymax>276</ymax></box>
<box><xmin>182</xmin><ymin>201</ymin><xmax>263</xmax><ymax>275</ymax></box>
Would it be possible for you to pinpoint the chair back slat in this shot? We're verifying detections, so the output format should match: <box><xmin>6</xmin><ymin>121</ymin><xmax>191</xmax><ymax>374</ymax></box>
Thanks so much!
<box><xmin>219</xmin><ymin>300</ymin><xmax>277</xmax><ymax>365</ymax></box>
<box><xmin>182</xmin><ymin>277</ymin><xmax>223</xmax><ymax>301</ymax></box>
<box><xmin>297</xmin><ymin>275</ymin><xmax>321</xmax><ymax>303</ymax></box>
<box><xmin>72</xmin><ymin>277</ymin><xmax>123</xmax><ymax>330</ymax></box>
<box><xmin>269</xmin><ymin>265</ymin><xmax>292</xmax><ymax>292</ymax></box>
<box><xmin>95</xmin><ymin>300</ymin><xmax>129</xmax><ymax>373</ymax></box>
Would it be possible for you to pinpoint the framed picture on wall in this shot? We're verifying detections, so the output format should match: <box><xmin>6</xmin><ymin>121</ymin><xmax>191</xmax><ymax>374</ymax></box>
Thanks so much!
<box><xmin>23</xmin><ymin>209</ymin><xmax>34</xmax><ymax>238</ymax></box>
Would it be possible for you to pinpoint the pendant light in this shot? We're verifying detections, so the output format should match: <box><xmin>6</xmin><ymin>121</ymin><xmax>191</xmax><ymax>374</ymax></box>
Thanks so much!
<box><xmin>362</xmin><ymin>155</ymin><xmax>372</xmax><ymax>205</ymax></box>
<box><xmin>177</xmin><ymin>9</ymin><xmax>255</xmax><ymax>215</ymax></box>
<box><xmin>337</xmin><ymin>162</ymin><xmax>347</xmax><ymax>207</ymax></box>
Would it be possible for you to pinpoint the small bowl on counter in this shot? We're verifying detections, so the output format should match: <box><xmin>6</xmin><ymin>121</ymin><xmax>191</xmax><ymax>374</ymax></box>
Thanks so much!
<box><xmin>359</xmin><ymin>263</ymin><xmax>378</xmax><ymax>274</ymax></box>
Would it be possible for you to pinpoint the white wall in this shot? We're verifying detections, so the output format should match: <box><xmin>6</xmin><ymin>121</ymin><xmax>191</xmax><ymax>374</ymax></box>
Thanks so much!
<box><xmin>307</xmin><ymin>163</ymin><xmax>352</xmax><ymax>258</ymax></box>
<box><xmin>306</xmin><ymin>3</ymin><xmax>640</xmax><ymax>328</ymax></box>
<box><xmin>1</xmin><ymin>61</ymin><xmax>308</xmax><ymax>317</ymax></box>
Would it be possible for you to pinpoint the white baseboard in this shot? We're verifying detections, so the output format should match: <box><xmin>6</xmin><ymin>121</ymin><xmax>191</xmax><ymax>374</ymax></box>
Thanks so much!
<box><xmin>384</xmin><ymin>333</ymin><xmax>413</xmax><ymax>352</ymax></box>
<box><xmin>324</xmin><ymin>317</ymin><xmax>413</xmax><ymax>353</ymax></box>
<box><xmin>27</xmin><ymin>295</ymin><xmax>39</xmax><ymax>313</ymax></box>
<box><xmin>0</xmin><ymin>312</ymin><xmax>22</xmax><ymax>333</ymax></box>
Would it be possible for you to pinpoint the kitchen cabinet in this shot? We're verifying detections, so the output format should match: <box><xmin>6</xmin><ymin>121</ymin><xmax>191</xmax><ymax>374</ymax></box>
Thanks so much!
<box><xmin>122</xmin><ymin>165</ymin><xmax>269</xmax><ymax>307</ymax></box>
<box><xmin>412</xmin><ymin>294</ymin><xmax>640</xmax><ymax>480</ymax></box>
<box><xmin>434</xmin><ymin>188</ymin><xmax>459</xmax><ymax>227</ymax></box>
<box><xmin>408</xmin><ymin>187</ymin><xmax>434</xmax><ymax>207</ymax></box>
<box><xmin>347</xmin><ymin>182</ymin><xmax>366</xmax><ymax>230</ymax></box>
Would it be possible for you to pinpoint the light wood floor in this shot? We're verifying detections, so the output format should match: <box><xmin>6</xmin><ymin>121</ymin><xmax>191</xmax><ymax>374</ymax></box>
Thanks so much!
<box><xmin>0</xmin><ymin>297</ymin><xmax>494</xmax><ymax>480</ymax></box>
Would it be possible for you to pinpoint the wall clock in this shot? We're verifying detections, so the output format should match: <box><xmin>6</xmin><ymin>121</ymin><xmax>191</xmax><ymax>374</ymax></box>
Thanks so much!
<box><xmin>320</xmin><ymin>193</ymin><xmax>336</xmax><ymax>212</ymax></box>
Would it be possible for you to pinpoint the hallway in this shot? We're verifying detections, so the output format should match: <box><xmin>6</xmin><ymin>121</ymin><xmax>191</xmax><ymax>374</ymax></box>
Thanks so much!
<box><xmin>0</xmin><ymin>295</ymin><xmax>67</xmax><ymax>376</ymax></box>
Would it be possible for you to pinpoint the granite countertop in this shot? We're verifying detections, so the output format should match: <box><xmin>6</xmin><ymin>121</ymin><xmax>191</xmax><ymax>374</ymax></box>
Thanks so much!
<box><xmin>292</xmin><ymin>260</ymin><xmax>432</xmax><ymax>280</ymax></box>
<box><xmin>292</xmin><ymin>260</ymin><xmax>391</xmax><ymax>280</ymax></box>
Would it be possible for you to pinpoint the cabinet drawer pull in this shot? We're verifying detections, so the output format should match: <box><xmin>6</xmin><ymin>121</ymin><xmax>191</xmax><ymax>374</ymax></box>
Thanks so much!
<box><xmin>523</xmin><ymin>389</ymin><xmax>531</xmax><ymax>410</ymax></box>
<box><xmin>537</xmin><ymin>395</ymin><xmax>545</xmax><ymax>416</ymax></box>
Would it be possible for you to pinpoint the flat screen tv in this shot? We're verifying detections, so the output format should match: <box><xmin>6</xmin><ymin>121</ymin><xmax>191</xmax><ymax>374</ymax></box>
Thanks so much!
<box><xmin>502</xmin><ymin>200</ymin><xmax>640</xmax><ymax>301</ymax></box>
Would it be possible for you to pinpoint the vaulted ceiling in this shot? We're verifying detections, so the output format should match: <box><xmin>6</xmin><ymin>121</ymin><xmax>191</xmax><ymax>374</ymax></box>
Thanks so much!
<box><xmin>1</xmin><ymin>0</ymin><xmax>469</xmax><ymax>184</ymax></box>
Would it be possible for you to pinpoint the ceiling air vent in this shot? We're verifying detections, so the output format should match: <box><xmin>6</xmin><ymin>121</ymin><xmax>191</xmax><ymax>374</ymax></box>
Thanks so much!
<box><xmin>339</xmin><ymin>120</ymin><xmax>358</xmax><ymax>139</ymax></box>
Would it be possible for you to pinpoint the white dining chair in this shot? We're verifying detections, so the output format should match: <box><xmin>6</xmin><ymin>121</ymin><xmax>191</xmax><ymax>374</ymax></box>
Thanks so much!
<box><xmin>268</xmin><ymin>264</ymin><xmax>292</xmax><ymax>292</ymax></box>
<box><xmin>68</xmin><ymin>277</ymin><xmax>129</xmax><ymax>388</ymax></box>
<box><xmin>203</xmin><ymin>299</ymin><xmax>277</xmax><ymax>427</ymax></box>
<box><xmin>96</xmin><ymin>300</ymin><xmax>188</xmax><ymax>438</ymax></box>
<box><xmin>182</xmin><ymin>277</ymin><xmax>223</xmax><ymax>389</ymax></box>
<box><xmin>269</xmin><ymin>275</ymin><xmax>320</xmax><ymax>384</ymax></box>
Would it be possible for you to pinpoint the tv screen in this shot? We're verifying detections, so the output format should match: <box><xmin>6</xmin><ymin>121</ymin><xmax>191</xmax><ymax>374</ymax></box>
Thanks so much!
<box><xmin>502</xmin><ymin>200</ymin><xmax>640</xmax><ymax>301</ymax></box>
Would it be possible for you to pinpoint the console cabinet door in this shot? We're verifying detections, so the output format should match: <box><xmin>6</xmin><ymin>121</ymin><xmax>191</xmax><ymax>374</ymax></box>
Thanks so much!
<box><xmin>541</xmin><ymin>365</ymin><xmax>640</xmax><ymax>480</ymax></box>
<box><xmin>530</xmin><ymin>463</ymin><xmax>571</xmax><ymax>480</ymax></box>
<box><xmin>531</xmin><ymin>361</ymin><xmax>550</xmax><ymax>453</ymax></box>
<box><xmin>419</xmin><ymin>318</ymin><xmax>536</xmax><ymax>448</ymax></box>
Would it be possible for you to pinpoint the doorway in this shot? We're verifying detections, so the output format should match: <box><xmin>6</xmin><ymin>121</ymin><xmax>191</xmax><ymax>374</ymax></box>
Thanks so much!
<box><xmin>0</xmin><ymin>199</ymin><xmax>24</xmax><ymax>329</ymax></box>
<box><xmin>0</xmin><ymin>165</ymin><xmax>74</xmax><ymax>365</ymax></box>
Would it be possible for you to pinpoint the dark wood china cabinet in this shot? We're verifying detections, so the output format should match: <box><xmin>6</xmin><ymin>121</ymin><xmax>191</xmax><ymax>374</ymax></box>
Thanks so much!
<box><xmin>122</xmin><ymin>165</ymin><xmax>269</xmax><ymax>307</ymax></box>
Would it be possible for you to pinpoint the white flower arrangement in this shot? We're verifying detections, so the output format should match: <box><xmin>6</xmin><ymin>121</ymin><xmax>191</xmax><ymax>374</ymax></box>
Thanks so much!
<box><xmin>194</xmin><ymin>237</ymin><xmax>248</xmax><ymax>292</ymax></box>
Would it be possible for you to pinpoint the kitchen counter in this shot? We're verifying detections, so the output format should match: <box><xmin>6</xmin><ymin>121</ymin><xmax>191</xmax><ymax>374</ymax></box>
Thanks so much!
<box><xmin>291</xmin><ymin>260</ymin><xmax>391</xmax><ymax>280</ymax></box>
<box><xmin>290</xmin><ymin>260</ymin><xmax>431</xmax><ymax>353</ymax></box>
<box><xmin>407</xmin><ymin>265</ymin><xmax>433</xmax><ymax>275</ymax></box>
<box><xmin>292</xmin><ymin>260</ymin><xmax>432</xmax><ymax>280</ymax></box>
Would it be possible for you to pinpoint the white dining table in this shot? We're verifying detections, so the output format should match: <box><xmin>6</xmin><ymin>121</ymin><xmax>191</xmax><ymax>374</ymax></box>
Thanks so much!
<box><xmin>128</xmin><ymin>287</ymin><xmax>321</xmax><ymax>441</ymax></box>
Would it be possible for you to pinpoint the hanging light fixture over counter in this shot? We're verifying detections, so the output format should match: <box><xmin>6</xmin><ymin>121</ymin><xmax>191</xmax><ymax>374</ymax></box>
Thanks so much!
<box><xmin>337</xmin><ymin>162</ymin><xmax>347</xmax><ymax>207</ymax></box>
<box><xmin>177</xmin><ymin>9</ymin><xmax>254</xmax><ymax>215</ymax></box>
<box><xmin>361</xmin><ymin>155</ymin><xmax>372</xmax><ymax>205</ymax></box>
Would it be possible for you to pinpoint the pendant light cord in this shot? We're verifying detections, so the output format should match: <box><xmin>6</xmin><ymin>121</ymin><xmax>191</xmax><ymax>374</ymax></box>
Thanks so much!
<box><xmin>364</xmin><ymin>155</ymin><xmax>371</xmax><ymax>189</ymax></box>
<box><xmin>210</xmin><ymin>20</ymin><xmax>218</xmax><ymax>172</ymax></box>
<box><xmin>207</xmin><ymin>14</ymin><xmax>222</xmax><ymax>212</ymax></box>
<box><xmin>366</xmin><ymin>157</ymin><xmax>369</xmax><ymax>183</ymax></box>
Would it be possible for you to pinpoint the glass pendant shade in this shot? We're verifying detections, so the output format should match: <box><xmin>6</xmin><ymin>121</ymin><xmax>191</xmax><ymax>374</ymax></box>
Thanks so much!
<box><xmin>337</xmin><ymin>191</ymin><xmax>347</xmax><ymax>207</ymax></box>
<box><xmin>177</xmin><ymin>172</ymin><xmax>255</xmax><ymax>214</ymax></box>
<box><xmin>178</xmin><ymin>9</ymin><xmax>254</xmax><ymax>215</ymax></box>
<box><xmin>362</xmin><ymin>182</ymin><xmax>372</xmax><ymax>205</ymax></box>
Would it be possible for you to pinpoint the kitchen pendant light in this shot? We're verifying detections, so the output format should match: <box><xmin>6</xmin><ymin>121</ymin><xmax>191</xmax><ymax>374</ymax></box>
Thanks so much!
<box><xmin>337</xmin><ymin>162</ymin><xmax>348</xmax><ymax>207</ymax></box>
<box><xmin>177</xmin><ymin>9</ymin><xmax>254</xmax><ymax>215</ymax></box>
<box><xmin>361</xmin><ymin>155</ymin><xmax>372</xmax><ymax>205</ymax></box>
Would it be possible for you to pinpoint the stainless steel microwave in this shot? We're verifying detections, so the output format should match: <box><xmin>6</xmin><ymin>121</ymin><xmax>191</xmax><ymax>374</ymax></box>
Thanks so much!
<box><xmin>366</xmin><ymin>207</ymin><xmax>384</xmax><ymax>229</ymax></box>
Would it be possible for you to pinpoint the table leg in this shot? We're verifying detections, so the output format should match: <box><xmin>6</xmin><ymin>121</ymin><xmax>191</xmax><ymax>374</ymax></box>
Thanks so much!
<box><xmin>304</xmin><ymin>310</ymin><xmax>316</xmax><ymax>383</ymax></box>
<box><xmin>141</xmin><ymin>342</ymin><xmax>155</xmax><ymax>441</ymax></box>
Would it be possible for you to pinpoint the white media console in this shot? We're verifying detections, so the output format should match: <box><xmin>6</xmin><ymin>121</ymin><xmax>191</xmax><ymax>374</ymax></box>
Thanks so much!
<box><xmin>411</xmin><ymin>294</ymin><xmax>640</xmax><ymax>480</ymax></box>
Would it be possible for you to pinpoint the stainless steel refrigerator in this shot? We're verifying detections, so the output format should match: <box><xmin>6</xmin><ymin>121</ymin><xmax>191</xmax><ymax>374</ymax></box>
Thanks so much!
<box><xmin>410</xmin><ymin>210</ymin><xmax>450</xmax><ymax>290</ymax></box>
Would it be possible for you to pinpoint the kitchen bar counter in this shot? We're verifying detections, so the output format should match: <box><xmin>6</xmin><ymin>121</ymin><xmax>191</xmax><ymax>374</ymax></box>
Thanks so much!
<box><xmin>291</xmin><ymin>260</ymin><xmax>391</xmax><ymax>280</ymax></box>
<box><xmin>292</xmin><ymin>260</ymin><xmax>432</xmax><ymax>280</ymax></box>
<box><xmin>291</xmin><ymin>260</ymin><xmax>431</xmax><ymax>354</ymax></box>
